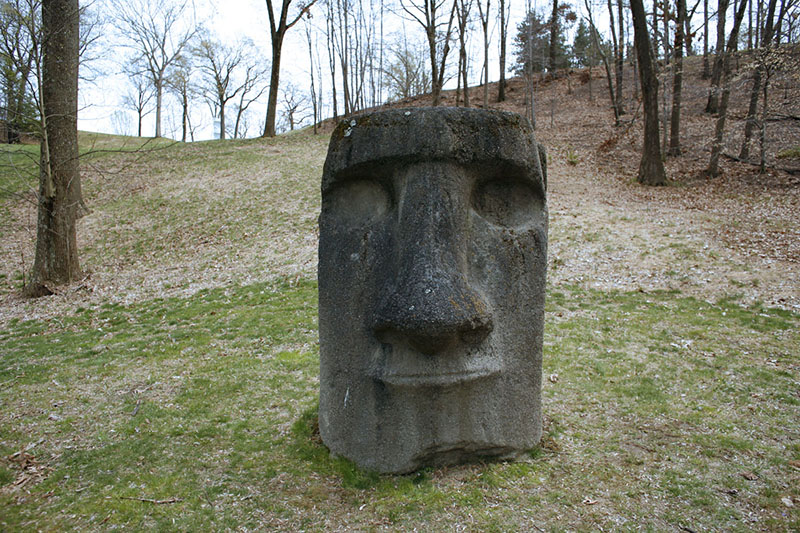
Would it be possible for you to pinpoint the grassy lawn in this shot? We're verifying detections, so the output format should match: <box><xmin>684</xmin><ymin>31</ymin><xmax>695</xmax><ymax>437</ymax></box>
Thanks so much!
<box><xmin>1</xmin><ymin>279</ymin><xmax>797</xmax><ymax>530</ymax></box>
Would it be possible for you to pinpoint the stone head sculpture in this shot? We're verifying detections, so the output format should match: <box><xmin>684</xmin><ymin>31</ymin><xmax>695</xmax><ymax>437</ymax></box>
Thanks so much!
<box><xmin>318</xmin><ymin>107</ymin><xmax>547</xmax><ymax>473</ymax></box>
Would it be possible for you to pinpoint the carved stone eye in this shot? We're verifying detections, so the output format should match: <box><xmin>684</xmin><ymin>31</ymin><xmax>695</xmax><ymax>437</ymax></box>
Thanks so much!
<box><xmin>471</xmin><ymin>179</ymin><xmax>539</xmax><ymax>228</ymax></box>
<box><xmin>326</xmin><ymin>179</ymin><xmax>391</xmax><ymax>228</ymax></box>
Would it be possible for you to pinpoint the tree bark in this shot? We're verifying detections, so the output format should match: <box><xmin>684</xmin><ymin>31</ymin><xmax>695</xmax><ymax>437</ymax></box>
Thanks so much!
<box><xmin>479</xmin><ymin>0</ymin><xmax>491</xmax><ymax>107</ymax></box>
<box><xmin>607</xmin><ymin>0</ymin><xmax>624</xmax><ymax>119</ymax></box>
<box><xmin>548</xmin><ymin>0</ymin><xmax>558</xmax><ymax>73</ymax></box>
<box><xmin>219</xmin><ymin>94</ymin><xmax>227</xmax><ymax>140</ymax></box>
<box><xmin>456</xmin><ymin>0</ymin><xmax>470</xmax><ymax>107</ymax></box>
<box><xmin>669</xmin><ymin>0</ymin><xmax>686</xmax><ymax>156</ymax></box>
<box><xmin>705</xmin><ymin>0</ymin><xmax>729</xmax><ymax>113</ymax></box>
<box><xmin>28</xmin><ymin>0</ymin><xmax>82</xmax><ymax>296</ymax></box>
<box><xmin>706</xmin><ymin>0</ymin><xmax>748</xmax><ymax>177</ymax></box>
<box><xmin>739</xmin><ymin>0</ymin><xmax>778</xmax><ymax>160</ymax></box>
<box><xmin>615</xmin><ymin>0</ymin><xmax>625</xmax><ymax>114</ymax></box>
<box><xmin>702</xmin><ymin>0</ymin><xmax>709</xmax><ymax>77</ymax></box>
<box><xmin>630</xmin><ymin>0</ymin><xmax>666</xmax><ymax>186</ymax></box>
<box><xmin>265</xmin><ymin>30</ymin><xmax>284</xmax><ymax>137</ymax></box>
<box><xmin>181</xmin><ymin>88</ymin><xmax>188</xmax><ymax>142</ymax></box>
<box><xmin>497</xmin><ymin>0</ymin><xmax>508</xmax><ymax>102</ymax></box>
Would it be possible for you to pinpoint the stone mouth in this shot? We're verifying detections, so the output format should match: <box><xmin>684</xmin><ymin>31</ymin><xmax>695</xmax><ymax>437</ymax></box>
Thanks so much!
<box><xmin>368</xmin><ymin>343</ymin><xmax>501</xmax><ymax>387</ymax></box>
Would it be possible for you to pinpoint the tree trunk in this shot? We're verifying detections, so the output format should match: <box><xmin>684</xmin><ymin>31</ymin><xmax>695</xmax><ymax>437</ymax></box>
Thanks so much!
<box><xmin>607</xmin><ymin>0</ymin><xmax>624</xmax><ymax>118</ymax></box>
<box><xmin>584</xmin><ymin>0</ymin><xmax>617</xmax><ymax>123</ymax></box>
<box><xmin>497</xmin><ymin>0</ymin><xmax>507</xmax><ymax>102</ymax></box>
<box><xmin>549</xmin><ymin>0</ymin><xmax>558</xmax><ymax>73</ymax></box>
<box><xmin>219</xmin><ymin>98</ymin><xmax>226</xmax><ymax>140</ymax></box>
<box><xmin>28</xmin><ymin>0</ymin><xmax>82</xmax><ymax>296</ymax></box>
<box><xmin>615</xmin><ymin>0</ymin><xmax>625</xmax><ymax>114</ymax></box>
<box><xmin>181</xmin><ymin>89</ymin><xmax>188</xmax><ymax>142</ymax></box>
<box><xmin>428</xmin><ymin>25</ymin><xmax>441</xmax><ymax>106</ymax></box>
<box><xmin>264</xmin><ymin>34</ymin><xmax>284</xmax><ymax>137</ymax></box>
<box><xmin>155</xmin><ymin>80</ymin><xmax>163</xmax><ymax>137</ymax></box>
<box><xmin>669</xmin><ymin>0</ymin><xmax>686</xmax><ymax>156</ymax></box>
<box><xmin>306</xmin><ymin>22</ymin><xmax>318</xmax><ymax>134</ymax></box>
<box><xmin>702</xmin><ymin>0</ymin><xmax>709</xmax><ymax>77</ymax></box>
<box><xmin>707</xmin><ymin>0</ymin><xmax>748</xmax><ymax>177</ymax></box>
<box><xmin>480</xmin><ymin>0</ymin><xmax>491</xmax><ymax>107</ymax></box>
<box><xmin>739</xmin><ymin>68</ymin><xmax>761</xmax><ymax>160</ymax></box>
<box><xmin>630</xmin><ymin>0</ymin><xmax>666</xmax><ymax>186</ymax></box>
<box><xmin>456</xmin><ymin>0</ymin><xmax>470</xmax><ymax>107</ymax></box>
<box><xmin>426</xmin><ymin>0</ymin><xmax>456</xmax><ymax>107</ymax></box>
<box><xmin>705</xmin><ymin>0</ymin><xmax>729</xmax><ymax>113</ymax></box>
<box><xmin>739</xmin><ymin>0</ymin><xmax>777</xmax><ymax>159</ymax></box>
<box><xmin>759</xmin><ymin>78</ymin><xmax>768</xmax><ymax>173</ymax></box>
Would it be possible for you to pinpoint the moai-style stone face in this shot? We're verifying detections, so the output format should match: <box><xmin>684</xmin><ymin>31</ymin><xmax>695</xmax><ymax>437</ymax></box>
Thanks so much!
<box><xmin>318</xmin><ymin>107</ymin><xmax>548</xmax><ymax>474</ymax></box>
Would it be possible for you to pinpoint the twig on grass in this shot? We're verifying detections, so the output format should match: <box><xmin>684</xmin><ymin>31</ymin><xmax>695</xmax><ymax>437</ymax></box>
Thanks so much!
<box><xmin>119</xmin><ymin>496</ymin><xmax>183</xmax><ymax>504</ymax></box>
<box><xmin>0</xmin><ymin>375</ymin><xmax>24</xmax><ymax>389</ymax></box>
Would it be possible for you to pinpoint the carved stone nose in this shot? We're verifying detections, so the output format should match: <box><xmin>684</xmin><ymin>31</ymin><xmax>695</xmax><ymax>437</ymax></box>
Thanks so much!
<box><xmin>372</xmin><ymin>164</ymin><xmax>493</xmax><ymax>355</ymax></box>
<box><xmin>373</xmin><ymin>272</ymin><xmax>494</xmax><ymax>355</ymax></box>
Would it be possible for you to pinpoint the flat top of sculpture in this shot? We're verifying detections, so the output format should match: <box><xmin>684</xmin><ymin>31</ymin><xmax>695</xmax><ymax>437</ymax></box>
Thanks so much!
<box><xmin>322</xmin><ymin>107</ymin><xmax>545</xmax><ymax>195</ymax></box>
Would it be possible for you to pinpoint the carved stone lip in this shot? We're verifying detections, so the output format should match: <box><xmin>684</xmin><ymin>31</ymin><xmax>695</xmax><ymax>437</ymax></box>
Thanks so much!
<box><xmin>369</xmin><ymin>343</ymin><xmax>501</xmax><ymax>388</ymax></box>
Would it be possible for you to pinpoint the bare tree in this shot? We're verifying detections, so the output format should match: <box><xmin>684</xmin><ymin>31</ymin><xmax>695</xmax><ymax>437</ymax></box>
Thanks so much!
<box><xmin>330</xmin><ymin>0</ymin><xmax>376</xmax><ymax>115</ymax></box>
<box><xmin>194</xmin><ymin>33</ymin><xmax>264</xmax><ymax>140</ymax></box>
<box><xmin>401</xmin><ymin>0</ymin><xmax>457</xmax><ymax>106</ymax></box>
<box><xmin>164</xmin><ymin>54</ymin><xmax>193</xmax><ymax>142</ymax></box>
<box><xmin>630</xmin><ymin>0</ymin><xmax>666</xmax><ymax>185</ymax></box>
<box><xmin>705</xmin><ymin>0</ymin><xmax>729</xmax><ymax>113</ymax></box>
<box><xmin>121</xmin><ymin>66</ymin><xmax>154</xmax><ymax>138</ymax></box>
<box><xmin>262</xmin><ymin>0</ymin><xmax>318</xmax><ymax>137</ymax></box>
<box><xmin>454</xmin><ymin>0</ymin><xmax>472</xmax><ymax>106</ymax></box>
<box><xmin>27</xmin><ymin>0</ymin><xmax>81</xmax><ymax>295</ymax></box>
<box><xmin>476</xmin><ymin>0</ymin><xmax>491</xmax><ymax>107</ymax></box>
<box><xmin>110</xmin><ymin>109</ymin><xmax>131</xmax><ymax>135</ymax></box>
<box><xmin>497</xmin><ymin>0</ymin><xmax>509</xmax><ymax>101</ymax></box>
<box><xmin>280</xmin><ymin>82</ymin><xmax>310</xmax><ymax>130</ymax></box>
<box><xmin>382</xmin><ymin>40</ymin><xmax>431</xmax><ymax>100</ymax></box>
<box><xmin>739</xmin><ymin>0</ymin><xmax>778</xmax><ymax>160</ymax></box>
<box><xmin>706</xmin><ymin>0</ymin><xmax>747</xmax><ymax>177</ymax></box>
<box><xmin>324</xmin><ymin>0</ymin><xmax>339</xmax><ymax>119</ymax></box>
<box><xmin>0</xmin><ymin>0</ymin><xmax>40</xmax><ymax>144</ymax></box>
<box><xmin>232</xmin><ymin>66</ymin><xmax>268</xmax><ymax>139</ymax></box>
<box><xmin>668</xmin><ymin>0</ymin><xmax>687</xmax><ymax>156</ymax></box>
<box><xmin>583</xmin><ymin>0</ymin><xmax>618</xmax><ymax>123</ymax></box>
<box><xmin>702</xmin><ymin>0</ymin><xmax>709</xmax><ymax>76</ymax></box>
<box><xmin>606</xmin><ymin>0</ymin><xmax>624</xmax><ymax>119</ymax></box>
<box><xmin>113</xmin><ymin>0</ymin><xmax>197</xmax><ymax>138</ymax></box>
<box><xmin>304</xmin><ymin>18</ymin><xmax>319</xmax><ymax>133</ymax></box>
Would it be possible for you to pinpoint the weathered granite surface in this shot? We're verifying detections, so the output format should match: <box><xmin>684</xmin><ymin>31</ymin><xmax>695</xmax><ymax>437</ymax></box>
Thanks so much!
<box><xmin>318</xmin><ymin>107</ymin><xmax>548</xmax><ymax>473</ymax></box>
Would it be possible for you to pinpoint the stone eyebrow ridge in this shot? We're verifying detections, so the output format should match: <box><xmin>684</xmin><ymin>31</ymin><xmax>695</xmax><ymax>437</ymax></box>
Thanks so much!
<box><xmin>322</xmin><ymin>107</ymin><xmax>541</xmax><ymax>194</ymax></box>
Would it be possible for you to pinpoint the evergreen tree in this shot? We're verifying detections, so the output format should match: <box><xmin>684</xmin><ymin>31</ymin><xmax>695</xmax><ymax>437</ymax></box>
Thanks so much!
<box><xmin>571</xmin><ymin>19</ymin><xmax>602</xmax><ymax>68</ymax></box>
<box><xmin>513</xmin><ymin>10</ymin><xmax>555</xmax><ymax>75</ymax></box>
<box><xmin>513</xmin><ymin>5</ymin><xmax>575</xmax><ymax>76</ymax></box>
